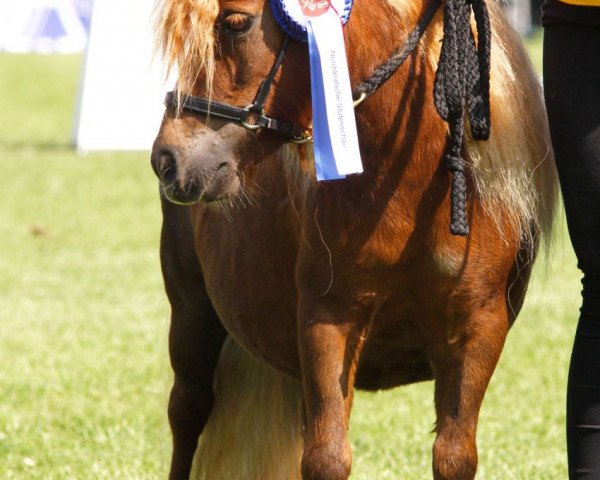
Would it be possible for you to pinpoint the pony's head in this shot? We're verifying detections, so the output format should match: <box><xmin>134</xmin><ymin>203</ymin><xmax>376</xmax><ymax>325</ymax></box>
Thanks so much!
<box><xmin>151</xmin><ymin>0</ymin><xmax>311</xmax><ymax>204</ymax></box>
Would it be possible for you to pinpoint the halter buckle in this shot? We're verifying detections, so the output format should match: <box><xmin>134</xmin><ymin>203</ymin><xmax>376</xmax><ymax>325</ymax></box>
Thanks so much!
<box><xmin>292</xmin><ymin>129</ymin><xmax>313</xmax><ymax>144</ymax></box>
<box><xmin>241</xmin><ymin>105</ymin><xmax>264</xmax><ymax>131</ymax></box>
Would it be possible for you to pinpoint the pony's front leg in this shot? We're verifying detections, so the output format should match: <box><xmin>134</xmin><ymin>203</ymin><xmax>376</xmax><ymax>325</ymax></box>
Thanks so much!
<box><xmin>297</xmin><ymin>297</ymin><xmax>370</xmax><ymax>480</ymax></box>
<box><xmin>429</xmin><ymin>305</ymin><xmax>509</xmax><ymax>480</ymax></box>
<box><xmin>161</xmin><ymin>200</ymin><xmax>227</xmax><ymax>480</ymax></box>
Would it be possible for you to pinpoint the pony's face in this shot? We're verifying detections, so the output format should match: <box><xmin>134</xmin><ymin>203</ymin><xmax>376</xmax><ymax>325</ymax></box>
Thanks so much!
<box><xmin>152</xmin><ymin>0</ymin><xmax>311</xmax><ymax>205</ymax></box>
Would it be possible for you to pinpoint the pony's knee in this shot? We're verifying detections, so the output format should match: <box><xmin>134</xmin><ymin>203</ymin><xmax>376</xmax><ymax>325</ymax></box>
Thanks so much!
<box><xmin>168</xmin><ymin>379</ymin><xmax>214</xmax><ymax>436</ymax></box>
<box><xmin>301</xmin><ymin>440</ymin><xmax>352</xmax><ymax>480</ymax></box>
<box><xmin>432</xmin><ymin>434</ymin><xmax>477</xmax><ymax>480</ymax></box>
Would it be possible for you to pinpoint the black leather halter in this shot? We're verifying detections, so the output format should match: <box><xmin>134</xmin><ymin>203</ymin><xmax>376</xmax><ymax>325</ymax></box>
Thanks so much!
<box><xmin>164</xmin><ymin>0</ymin><xmax>441</xmax><ymax>144</ymax></box>
<box><xmin>165</xmin><ymin>36</ymin><xmax>312</xmax><ymax>143</ymax></box>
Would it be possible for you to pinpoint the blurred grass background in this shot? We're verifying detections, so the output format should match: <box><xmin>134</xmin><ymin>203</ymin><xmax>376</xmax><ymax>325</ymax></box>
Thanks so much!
<box><xmin>0</xmin><ymin>32</ymin><xmax>580</xmax><ymax>479</ymax></box>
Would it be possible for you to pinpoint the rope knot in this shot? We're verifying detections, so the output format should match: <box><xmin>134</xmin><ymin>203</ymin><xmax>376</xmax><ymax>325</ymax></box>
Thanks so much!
<box><xmin>446</xmin><ymin>154</ymin><xmax>465</xmax><ymax>173</ymax></box>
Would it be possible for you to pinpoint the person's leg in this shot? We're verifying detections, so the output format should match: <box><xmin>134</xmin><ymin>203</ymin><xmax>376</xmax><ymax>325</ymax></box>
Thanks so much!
<box><xmin>544</xmin><ymin>22</ymin><xmax>600</xmax><ymax>479</ymax></box>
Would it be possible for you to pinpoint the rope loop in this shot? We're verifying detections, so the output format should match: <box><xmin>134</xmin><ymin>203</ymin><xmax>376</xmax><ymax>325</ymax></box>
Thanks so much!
<box><xmin>433</xmin><ymin>0</ymin><xmax>491</xmax><ymax>236</ymax></box>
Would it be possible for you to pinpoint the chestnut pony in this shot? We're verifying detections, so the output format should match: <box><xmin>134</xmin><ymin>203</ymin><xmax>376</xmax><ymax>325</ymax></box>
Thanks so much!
<box><xmin>151</xmin><ymin>0</ymin><xmax>557</xmax><ymax>478</ymax></box>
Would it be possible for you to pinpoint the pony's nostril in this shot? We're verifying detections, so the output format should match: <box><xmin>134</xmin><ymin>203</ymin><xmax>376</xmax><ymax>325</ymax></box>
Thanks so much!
<box><xmin>158</xmin><ymin>149</ymin><xmax>178</xmax><ymax>184</ymax></box>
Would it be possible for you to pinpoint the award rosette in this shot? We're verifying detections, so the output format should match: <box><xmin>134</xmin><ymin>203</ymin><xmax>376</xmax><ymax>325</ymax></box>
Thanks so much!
<box><xmin>270</xmin><ymin>0</ymin><xmax>353</xmax><ymax>42</ymax></box>
<box><xmin>271</xmin><ymin>0</ymin><xmax>363</xmax><ymax>181</ymax></box>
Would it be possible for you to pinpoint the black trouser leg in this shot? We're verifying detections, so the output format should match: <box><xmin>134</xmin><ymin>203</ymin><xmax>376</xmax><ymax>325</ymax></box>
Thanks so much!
<box><xmin>543</xmin><ymin>22</ymin><xmax>600</xmax><ymax>479</ymax></box>
<box><xmin>567</xmin><ymin>274</ymin><xmax>600</xmax><ymax>479</ymax></box>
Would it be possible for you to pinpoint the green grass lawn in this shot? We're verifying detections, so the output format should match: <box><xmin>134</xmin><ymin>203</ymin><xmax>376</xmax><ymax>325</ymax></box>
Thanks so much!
<box><xmin>0</xmin><ymin>33</ymin><xmax>579</xmax><ymax>479</ymax></box>
<box><xmin>523</xmin><ymin>28</ymin><xmax>544</xmax><ymax>74</ymax></box>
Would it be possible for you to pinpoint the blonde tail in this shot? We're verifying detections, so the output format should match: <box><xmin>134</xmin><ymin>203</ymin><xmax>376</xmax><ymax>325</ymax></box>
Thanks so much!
<box><xmin>191</xmin><ymin>336</ymin><xmax>304</xmax><ymax>480</ymax></box>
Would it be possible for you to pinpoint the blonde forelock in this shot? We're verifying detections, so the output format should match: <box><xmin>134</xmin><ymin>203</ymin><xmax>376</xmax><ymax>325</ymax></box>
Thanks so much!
<box><xmin>155</xmin><ymin>0</ymin><xmax>220</xmax><ymax>94</ymax></box>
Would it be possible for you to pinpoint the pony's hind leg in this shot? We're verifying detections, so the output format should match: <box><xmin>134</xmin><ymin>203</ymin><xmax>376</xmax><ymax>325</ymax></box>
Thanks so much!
<box><xmin>160</xmin><ymin>199</ymin><xmax>227</xmax><ymax>480</ymax></box>
<box><xmin>429</xmin><ymin>305</ymin><xmax>510</xmax><ymax>480</ymax></box>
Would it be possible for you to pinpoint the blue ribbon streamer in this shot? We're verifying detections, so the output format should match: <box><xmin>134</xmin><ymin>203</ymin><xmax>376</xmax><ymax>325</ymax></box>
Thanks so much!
<box><xmin>307</xmin><ymin>20</ymin><xmax>345</xmax><ymax>181</ymax></box>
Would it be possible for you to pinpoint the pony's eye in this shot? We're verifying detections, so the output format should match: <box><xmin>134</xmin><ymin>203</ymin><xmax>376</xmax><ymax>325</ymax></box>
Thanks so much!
<box><xmin>222</xmin><ymin>13</ymin><xmax>253</xmax><ymax>34</ymax></box>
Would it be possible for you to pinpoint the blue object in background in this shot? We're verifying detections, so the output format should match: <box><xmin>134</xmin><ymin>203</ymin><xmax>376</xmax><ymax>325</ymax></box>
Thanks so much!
<box><xmin>0</xmin><ymin>0</ymin><xmax>94</xmax><ymax>53</ymax></box>
<box><xmin>72</xmin><ymin>0</ymin><xmax>94</xmax><ymax>32</ymax></box>
<box><xmin>32</xmin><ymin>8</ymin><xmax>68</xmax><ymax>38</ymax></box>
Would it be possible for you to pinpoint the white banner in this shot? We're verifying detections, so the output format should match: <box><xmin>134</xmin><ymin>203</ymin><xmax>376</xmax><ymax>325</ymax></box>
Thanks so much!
<box><xmin>73</xmin><ymin>0</ymin><xmax>169</xmax><ymax>151</ymax></box>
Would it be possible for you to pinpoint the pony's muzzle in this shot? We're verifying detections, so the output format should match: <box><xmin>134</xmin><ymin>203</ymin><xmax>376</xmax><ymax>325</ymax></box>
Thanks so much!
<box><xmin>151</xmin><ymin>142</ymin><xmax>239</xmax><ymax>205</ymax></box>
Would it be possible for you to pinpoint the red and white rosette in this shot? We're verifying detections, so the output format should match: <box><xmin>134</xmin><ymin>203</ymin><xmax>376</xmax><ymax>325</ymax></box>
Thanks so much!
<box><xmin>270</xmin><ymin>0</ymin><xmax>353</xmax><ymax>42</ymax></box>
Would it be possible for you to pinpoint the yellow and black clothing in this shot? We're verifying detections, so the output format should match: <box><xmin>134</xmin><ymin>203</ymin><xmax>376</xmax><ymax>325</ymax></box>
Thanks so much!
<box><xmin>542</xmin><ymin>1</ymin><xmax>600</xmax><ymax>478</ymax></box>
<box><xmin>555</xmin><ymin>0</ymin><xmax>600</xmax><ymax>3</ymax></box>
<box><xmin>543</xmin><ymin>0</ymin><xmax>600</xmax><ymax>25</ymax></box>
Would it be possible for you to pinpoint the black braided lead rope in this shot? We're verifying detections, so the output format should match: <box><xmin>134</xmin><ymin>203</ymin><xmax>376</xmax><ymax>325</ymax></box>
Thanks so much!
<box><xmin>434</xmin><ymin>0</ymin><xmax>491</xmax><ymax>236</ymax></box>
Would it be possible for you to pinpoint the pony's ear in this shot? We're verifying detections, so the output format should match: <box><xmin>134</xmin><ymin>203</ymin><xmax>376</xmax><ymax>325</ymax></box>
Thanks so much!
<box><xmin>154</xmin><ymin>0</ymin><xmax>220</xmax><ymax>94</ymax></box>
